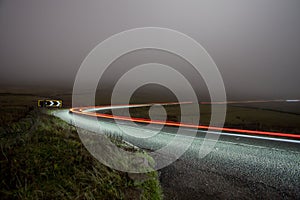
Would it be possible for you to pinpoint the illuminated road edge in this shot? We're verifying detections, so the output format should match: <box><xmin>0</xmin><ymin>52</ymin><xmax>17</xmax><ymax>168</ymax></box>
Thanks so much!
<box><xmin>69</xmin><ymin>102</ymin><xmax>300</xmax><ymax>143</ymax></box>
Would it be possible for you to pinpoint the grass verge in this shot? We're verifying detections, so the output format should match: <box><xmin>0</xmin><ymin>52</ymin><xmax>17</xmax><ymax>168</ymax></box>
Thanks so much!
<box><xmin>0</xmin><ymin>109</ymin><xmax>162</xmax><ymax>199</ymax></box>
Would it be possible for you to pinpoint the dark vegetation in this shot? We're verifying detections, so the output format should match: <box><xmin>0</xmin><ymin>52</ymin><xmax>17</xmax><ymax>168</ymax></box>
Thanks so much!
<box><xmin>0</xmin><ymin>93</ymin><xmax>162</xmax><ymax>199</ymax></box>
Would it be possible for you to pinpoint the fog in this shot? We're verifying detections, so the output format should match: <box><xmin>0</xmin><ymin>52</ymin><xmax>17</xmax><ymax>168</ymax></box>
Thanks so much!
<box><xmin>0</xmin><ymin>0</ymin><xmax>299</xmax><ymax>100</ymax></box>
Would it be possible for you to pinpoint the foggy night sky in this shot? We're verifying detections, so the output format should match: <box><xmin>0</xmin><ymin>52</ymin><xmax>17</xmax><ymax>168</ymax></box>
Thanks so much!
<box><xmin>0</xmin><ymin>0</ymin><xmax>300</xmax><ymax>100</ymax></box>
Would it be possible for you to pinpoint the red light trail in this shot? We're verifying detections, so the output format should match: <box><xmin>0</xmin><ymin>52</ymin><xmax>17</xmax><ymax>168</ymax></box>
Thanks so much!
<box><xmin>69</xmin><ymin>103</ymin><xmax>300</xmax><ymax>140</ymax></box>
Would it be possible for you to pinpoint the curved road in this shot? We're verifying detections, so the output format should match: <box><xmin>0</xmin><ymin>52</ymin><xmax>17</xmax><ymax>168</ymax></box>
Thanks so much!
<box><xmin>53</xmin><ymin>103</ymin><xmax>300</xmax><ymax>199</ymax></box>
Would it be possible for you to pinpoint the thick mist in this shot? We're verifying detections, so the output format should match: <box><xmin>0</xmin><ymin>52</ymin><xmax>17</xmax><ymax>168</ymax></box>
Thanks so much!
<box><xmin>1</xmin><ymin>0</ymin><xmax>299</xmax><ymax>100</ymax></box>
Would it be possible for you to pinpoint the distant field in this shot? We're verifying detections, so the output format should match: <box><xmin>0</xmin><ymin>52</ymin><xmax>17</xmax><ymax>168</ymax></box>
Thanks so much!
<box><xmin>235</xmin><ymin>102</ymin><xmax>300</xmax><ymax>115</ymax></box>
<box><xmin>0</xmin><ymin>93</ymin><xmax>45</xmax><ymax>126</ymax></box>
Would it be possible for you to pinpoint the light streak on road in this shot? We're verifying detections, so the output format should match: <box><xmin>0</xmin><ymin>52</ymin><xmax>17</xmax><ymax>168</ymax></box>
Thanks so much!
<box><xmin>286</xmin><ymin>100</ymin><xmax>300</xmax><ymax>102</ymax></box>
<box><xmin>201</xmin><ymin>99</ymin><xmax>300</xmax><ymax>104</ymax></box>
<box><xmin>69</xmin><ymin>102</ymin><xmax>300</xmax><ymax>141</ymax></box>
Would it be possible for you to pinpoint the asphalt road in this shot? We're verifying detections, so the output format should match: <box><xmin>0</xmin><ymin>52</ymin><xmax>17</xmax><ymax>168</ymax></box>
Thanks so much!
<box><xmin>53</xmin><ymin>107</ymin><xmax>300</xmax><ymax>199</ymax></box>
